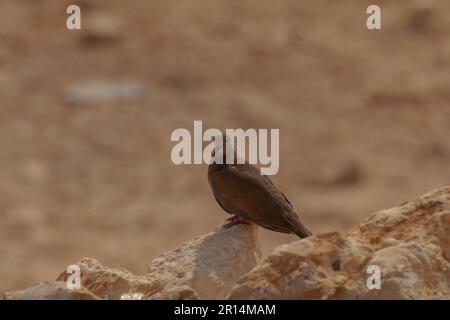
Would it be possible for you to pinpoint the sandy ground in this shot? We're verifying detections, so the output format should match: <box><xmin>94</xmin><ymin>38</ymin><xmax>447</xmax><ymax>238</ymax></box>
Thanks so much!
<box><xmin>0</xmin><ymin>0</ymin><xmax>449</xmax><ymax>292</ymax></box>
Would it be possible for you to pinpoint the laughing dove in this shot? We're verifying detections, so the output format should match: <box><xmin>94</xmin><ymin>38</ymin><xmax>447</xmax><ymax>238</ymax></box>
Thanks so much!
<box><xmin>207</xmin><ymin>135</ymin><xmax>312</xmax><ymax>238</ymax></box>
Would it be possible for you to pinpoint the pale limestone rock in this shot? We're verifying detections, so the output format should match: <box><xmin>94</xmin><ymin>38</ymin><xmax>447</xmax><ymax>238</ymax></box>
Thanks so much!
<box><xmin>7</xmin><ymin>187</ymin><xmax>448</xmax><ymax>300</ymax></box>
<box><xmin>56</xmin><ymin>258</ymin><xmax>157</xmax><ymax>299</ymax></box>
<box><xmin>228</xmin><ymin>186</ymin><xmax>450</xmax><ymax>299</ymax></box>
<box><xmin>56</xmin><ymin>223</ymin><xmax>260</xmax><ymax>299</ymax></box>
<box><xmin>3</xmin><ymin>282</ymin><xmax>99</xmax><ymax>300</ymax></box>
<box><xmin>146</xmin><ymin>223</ymin><xmax>261</xmax><ymax>299</ymax></box>
<box><xmin>147</xmin><ymin>285</ymin><xmax>199</xmax><ymax>300</ymax></box>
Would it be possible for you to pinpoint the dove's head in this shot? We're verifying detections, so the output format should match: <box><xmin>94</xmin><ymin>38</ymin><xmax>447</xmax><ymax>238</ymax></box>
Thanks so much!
<box><xmin>210</xmin><ymin>134</ymin><xmax>234</xmax><ymax>165</ymax></box>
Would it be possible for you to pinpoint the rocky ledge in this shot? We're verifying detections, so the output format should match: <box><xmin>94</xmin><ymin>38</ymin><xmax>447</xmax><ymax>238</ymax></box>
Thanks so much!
<box><xmin>3</xmin><ymin>186</ymin><xmax>449</xmax><ymax>300</ymax></box>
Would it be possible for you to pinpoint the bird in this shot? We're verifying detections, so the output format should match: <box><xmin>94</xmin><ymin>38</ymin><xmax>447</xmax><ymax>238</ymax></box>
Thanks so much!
<box><xmin>207</xmin><ymin>135</ymin><xmax>312</xmax><ymax>239</ymax></box>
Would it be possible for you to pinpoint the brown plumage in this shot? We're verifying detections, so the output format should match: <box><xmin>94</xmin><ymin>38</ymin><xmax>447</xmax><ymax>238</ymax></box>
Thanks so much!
<box><xmin>207</xmin><ymin>136</ymin><xmax>312</xmax><ymax>239</ymax></box>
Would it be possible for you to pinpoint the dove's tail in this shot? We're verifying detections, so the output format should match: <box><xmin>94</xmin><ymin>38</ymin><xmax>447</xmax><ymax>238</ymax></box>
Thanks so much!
<box><xmin>294</xmin><ymin>221</ymin><xmax>313</xmax><ymax>239</ymax></box>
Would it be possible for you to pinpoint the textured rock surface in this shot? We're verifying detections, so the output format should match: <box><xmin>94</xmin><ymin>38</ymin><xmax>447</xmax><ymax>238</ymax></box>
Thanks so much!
<box><xmin>228</xmin><ymin>186</ymin><xmax>450</xmax><ymax>299</ymax></box>
<box><xmin>3</xmin><ymin>187</ymin><xmax>449</xmax><ymax>300</ymax></box>
<box><xmin>146</xmin><ymin>223</ymin><xmax>261</xmax><ymax>299</ymax></box>
<box><xmin>56</xmin><ymin>258</ymin><xmax>156</xmax><ymax>300</ymax></box>
<box><xmin>56</xmin><ymin>223</ymin><xmax>260</xmax><ymax>299</ymax></box>
<box><xmin>148</xmin><ymin>285</ymin><xmax>199</xmax><ymax>300</ymax></box>
<box><xmin>2</xmin><ymin>282</ymin><xmax>99</xmax><ymax>300</ymax></box>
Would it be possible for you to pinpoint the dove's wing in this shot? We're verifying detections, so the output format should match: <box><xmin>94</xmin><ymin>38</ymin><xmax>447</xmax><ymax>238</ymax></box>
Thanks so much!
<box><xmin>209</xmin><ymin>163</ymin><xmax>297</xmax><ymax>234</ymax></box>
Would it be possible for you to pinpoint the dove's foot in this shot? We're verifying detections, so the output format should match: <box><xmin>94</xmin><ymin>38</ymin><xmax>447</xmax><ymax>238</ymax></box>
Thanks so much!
<box><xmin>222</xmin><ymin>215</ymin><xmax>251</xmax><ymax>229</ymax></box>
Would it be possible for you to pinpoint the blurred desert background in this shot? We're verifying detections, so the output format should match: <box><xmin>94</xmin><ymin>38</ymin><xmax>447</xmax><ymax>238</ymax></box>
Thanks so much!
<box><xmin>1</xmin><ymin>0</ymin><xmax>449</xmax><ymax>292</ymax></box>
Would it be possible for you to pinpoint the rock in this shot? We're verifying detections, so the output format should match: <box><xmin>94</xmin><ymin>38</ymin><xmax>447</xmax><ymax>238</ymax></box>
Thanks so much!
<box><xmin>64</xmin><ymin>80</ymin><xmax>145</xmax><ymax>106</ymax></box>
<box><xmin>228</xmin><ymin>186</ymin><xmax>450</xmax><ymax>299</ymax></box>
<box><xmin>56</xmin><ymin>223</ymin><xmax>260</xmax><ymax>299</ymax></box>
<box><xmin>146</xmin><ymin>223</ymin><xmax>261</xmax><ymax>299</ymax></box>
<box><xmin>148</xmin><ymin>285</ymin><xmax>199</xmax><ymax>300</ymax></box>
<box><xmin>56</xmin><ymin>258</ymin><xmax>156</xmax><ymax>300</ymax></box>
<box><xmin>3</xmin><ymin>282</ymin><xmax>99</xmax><ymax>300</ymax></box>
<box><xmin>6</xmin><ymin>187</ymin><xmax>449</xmax><ymax>300</ymax></box>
